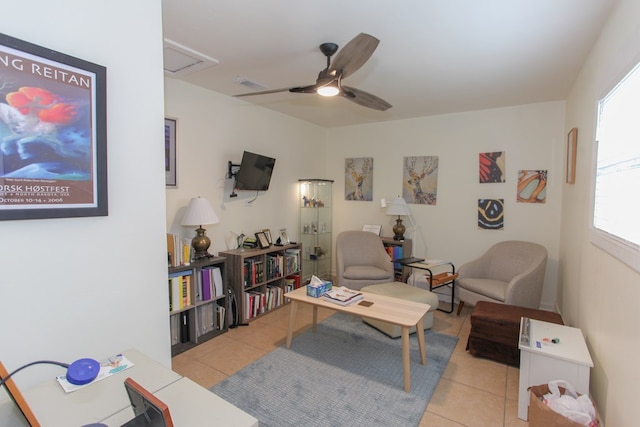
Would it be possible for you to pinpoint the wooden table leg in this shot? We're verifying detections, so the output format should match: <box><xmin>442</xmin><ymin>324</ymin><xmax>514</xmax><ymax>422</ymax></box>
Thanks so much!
<box><xmin>416</xmin><ymin>317</ymin><xmax>427</xmax><ymax>365</ymax></box>
<box><xmin>401</xmin><ymin>326</ymin><xmax>411</xmax><ymax>392</ymax></box>
<box><xmin>312</xmin><ymin>305</ymin><xmax>318</xmax><ymax>332</ymax></box>
<box><xmin>285</xmin><ymin>300</ymin><xmax>298</xmax><ymax>349</ymax></box>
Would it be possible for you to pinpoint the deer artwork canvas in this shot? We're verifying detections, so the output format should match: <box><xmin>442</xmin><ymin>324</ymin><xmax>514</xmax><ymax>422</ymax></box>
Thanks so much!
<box><xmin>345</xmin><ymin>157</ymin><xmax>373</xmax><ymax>201</ymax></box>
<box><xmin>402</xmin><ymin>156</ymin><xmax>439</xmax><ymax>205</ymax></box>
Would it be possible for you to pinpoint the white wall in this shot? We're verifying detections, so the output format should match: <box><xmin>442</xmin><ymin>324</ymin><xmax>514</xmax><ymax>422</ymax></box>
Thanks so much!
<box><xmin>0</xmin><ymin>0</ymin><xmax>169</xmax><ymax>391</ymax></box>
<box><xmin>561</xmin><ymin>1</ymin><xmax>640</xmax><ymax>425</ymax></box>
<box><xmin>326</xmin><ymin>102</ymin><xmax>565</xmax><ymax>309</ymax></box>
<box><xmin>164</xmin><ymin>78</ymin><xmax>327</xmax><ymax>253</ymax></box>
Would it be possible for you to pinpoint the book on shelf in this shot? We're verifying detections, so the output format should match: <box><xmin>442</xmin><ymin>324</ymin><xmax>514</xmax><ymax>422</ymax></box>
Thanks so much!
<box><xmin>216</xmin><ymin>304</ymin><xmax>226</xmax><ymax>330</ymax></box>
<box><xmin>198</xmin><ymin>303</ymin><xmax>215</xmax><ymax>335</ymax></box>
<box><xmin>180</xmin><ymin>311</ymin><xmax>190</xmax><ymax>343</ymax></box>
<box><xmin>166</xmin><ymin>233</ymin><xmax>193</xmax><ymax>266</ymax></box>
<box><xmin>211</xmin><ymin>266</ymin><xmax>224</xmax><ymax>296</ymax></box>
<box><xmin>201</xmin><ymin>268</ymin><xmax>212</xmax><ymax>301</ymax></box>
<box><xmin>170</xmin><ymin>315</ymin><xmax>179</xmax><ymax>345</ymax></box>
<box><xmin>322</xmin><ymin>286</ymin><xmax>364</xmax><ymax>306</ymax></box>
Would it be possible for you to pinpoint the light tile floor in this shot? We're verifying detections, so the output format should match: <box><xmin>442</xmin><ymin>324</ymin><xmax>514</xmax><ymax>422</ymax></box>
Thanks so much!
<box><xmin>171</xmin><ymin>302</ymin><xmax>529</xmax><ymax>427</ymax></box>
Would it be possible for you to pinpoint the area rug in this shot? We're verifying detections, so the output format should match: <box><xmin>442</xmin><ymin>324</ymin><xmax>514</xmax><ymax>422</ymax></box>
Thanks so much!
<box><xmin>211</xmin><ymin>312</ymin><xmax>458</xmax><ymax>427</ymax></box>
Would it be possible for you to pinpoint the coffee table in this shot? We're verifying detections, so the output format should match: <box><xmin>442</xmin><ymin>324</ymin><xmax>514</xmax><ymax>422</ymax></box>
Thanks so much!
<box><xmin>284</xmin><ymin>286</ymin><xmax>431</xmax><ymax>392</ymax></box>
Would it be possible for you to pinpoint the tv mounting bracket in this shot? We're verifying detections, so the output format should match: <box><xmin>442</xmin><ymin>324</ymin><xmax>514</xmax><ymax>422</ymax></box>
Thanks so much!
<box><xmin>227</xmin><ymin>161</ymin><xmax>240</xmax><ymax>197</ymax></box>
<box><xmin>227</xmin><ymin>161</ymin><xmax>240</xmax><ymax>179</ymax></box>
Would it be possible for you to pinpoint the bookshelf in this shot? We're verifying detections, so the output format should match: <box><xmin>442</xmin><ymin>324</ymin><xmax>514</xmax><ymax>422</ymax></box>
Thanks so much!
<box><xmin>381</xmin><ymin>237</ymin><xmax>412</xmax><ymax>282</ymax></box>
<box><xmin>220</xmin><ymin>243</ymin><xmax>302</xmax><ymax>323</ymax></box>
<box><xmin>168</xmin><ymin>256</ymin><xmax>228</xmax><ymax>356</ymax></box>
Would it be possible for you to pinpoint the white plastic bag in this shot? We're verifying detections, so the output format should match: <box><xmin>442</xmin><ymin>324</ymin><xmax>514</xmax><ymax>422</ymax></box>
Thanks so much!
<box><xmin>543</xmin><ymin>380</ymin><xmax>597</xmax><ymax>426</ymax></box>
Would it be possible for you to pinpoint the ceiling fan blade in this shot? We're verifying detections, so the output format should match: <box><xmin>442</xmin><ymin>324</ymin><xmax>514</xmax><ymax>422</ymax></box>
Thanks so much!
<box><xmin>330</xmin><ymin>33</ymin><xmax>379</xmax><ymax>79</ymax></box>
<box><xmin>342</xmin><ymin>86</ymin><xmax>392</xmax><ymax>111</ymax></box>
<box><xmin>289</xmin><ymin>84</ymin><xmax>320</xmax><ymax>94</ymax></box>
<box><xmin>234</xmin><ymin>87</ymin><xmax>293</xmax><ymax>97</ymax></box>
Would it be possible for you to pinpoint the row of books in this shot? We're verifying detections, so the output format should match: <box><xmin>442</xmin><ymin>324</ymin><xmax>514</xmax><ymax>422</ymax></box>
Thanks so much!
<box><xmin>244</xmin><ymin>291</ymin><xmax>266</xmax><ymax>320</ymax></box>
<box><xmin>242</xmin><ymin>286</ymin><xmax>282</xmax><ymax>320</ymax></box>
<box><xmin>169</xmin><ymin>302</ymin><xmax>226</xmax><ymax>345</ymax></box>
<box><xmin>169</xmin><ymin>266</ymin><xmax>225</xmax><ymax>312</ymax></box>
<box><xmin>167</xmin><ymin>233</ymin><xmax>192</xmax><ymax>267</ymax></box>
<box><xmin>168</xmin><ymin>273</ymin><xmax>191</xmax><ymax>312</ymax></box>
<box><xmin>284</xmin><ymin>275</ymin><xmax>301</xmax><ymax>293</ymax></box>
<box><xmin>266</xmin><ymin>254</ymin><xmax>284</xmax><ymax>279</ymax></box>
<box><xmin>170</xmin><ymin>312</ymin><xmax>190</xmax><ymax>345</ymax></box>
<box><xmin>284</xmin><ymin>248</ymin><xmax>301</xmax><ymax>275</ymax></box>
<box><xmin>197</xmin><ymin>302</ymin><xmax>226</xmax><ymax>335</ymax></box>
<box><xmin>244</xmin><ymin>258</ymin><xmax>265</xmax><ymax>288</ymax></box>
<box><xmin>199</xmin><ymin>266</ymin><xmax>224</xmax><ymax>301</ymax></box>
<box><xmin>385</xmin><ymin>245</ymin><xmax>405</xmax><ymax>269</ymax></box>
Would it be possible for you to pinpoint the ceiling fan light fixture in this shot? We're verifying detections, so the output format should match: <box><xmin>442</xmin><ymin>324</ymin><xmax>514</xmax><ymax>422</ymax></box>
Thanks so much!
<box><xmin>317</xmin><ymin>85</ymin><xmax>339</xmax><ymax>97</ymax></box>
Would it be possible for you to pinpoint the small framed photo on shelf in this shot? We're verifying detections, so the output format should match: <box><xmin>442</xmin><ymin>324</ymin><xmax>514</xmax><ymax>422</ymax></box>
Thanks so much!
<box><xmin>255</xmin><ymin>231</ymin><xmax>270</xmax><ymax>249</ymax></box>
<box><xmin>279</xmin><ymin>228</ymin><xmax>290</xmax><ymax>245</ymax></box>
<box><xmin>262</xmin><ymin>229</ymin><xmax>272</xmax><ymax>244</ymax></box>
<box><xmin>362</xmin><ymin>224</ymin><xmax>382</xmax><ymax>235</ymax></box>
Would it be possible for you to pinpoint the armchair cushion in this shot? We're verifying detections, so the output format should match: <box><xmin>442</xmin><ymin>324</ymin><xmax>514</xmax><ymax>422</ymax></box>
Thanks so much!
<box><xmin>343</xmin><ymin>266</ymin><xmax>392</xmax><ymax>280</ymax></box>
<box><xmin>458</xmin><ymin>278</ymin><xmax>508</xmax><ymax>302</ymax></box>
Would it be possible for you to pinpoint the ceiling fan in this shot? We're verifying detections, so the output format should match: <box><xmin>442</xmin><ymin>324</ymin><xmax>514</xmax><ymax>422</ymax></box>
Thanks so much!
<box><xmin>234</xmin><ymin>33</ymin><xmax>392</xmax><ymax>111</ymax></box>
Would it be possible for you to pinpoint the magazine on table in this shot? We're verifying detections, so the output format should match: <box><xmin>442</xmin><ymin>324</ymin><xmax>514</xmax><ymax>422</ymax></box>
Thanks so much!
<box><xmin>323</xmin><ymin>286</ymin><xmax>364</xmax><ymax>306</ymax></box>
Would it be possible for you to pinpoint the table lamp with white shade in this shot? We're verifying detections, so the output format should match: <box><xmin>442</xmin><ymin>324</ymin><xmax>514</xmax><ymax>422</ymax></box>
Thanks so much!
<box><xmin>382</xmin><ymin>196</ymin><xmax>410</xmax><ymax>241</ymax></box>
<box><xmin>181</xmin><ymin>197</ymin><xmax>219</xmax><ymax>260</ymax></box>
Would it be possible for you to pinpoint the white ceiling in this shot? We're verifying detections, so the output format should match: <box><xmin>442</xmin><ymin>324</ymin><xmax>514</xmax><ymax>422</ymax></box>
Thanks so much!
<box><xmin>162</xmin><ymin>0</ymin><xmax>616</xmax><ymax>128</ymax></box>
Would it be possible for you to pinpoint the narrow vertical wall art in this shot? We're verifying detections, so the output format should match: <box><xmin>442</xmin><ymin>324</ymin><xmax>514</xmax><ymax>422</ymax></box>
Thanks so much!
<box><xmin>402</xmin><ymin>156</ymin><xmax>438</xmax><ymax>205</ymax></box>
<box><xmin>479</xmin><ymin>151</ymin><xmax>506</xmax><ymax>183</ymax></box>
<box><xmin>345</xmin><ymin>157</ymin><xmax>373</xmax><ymax>201</ymax></box>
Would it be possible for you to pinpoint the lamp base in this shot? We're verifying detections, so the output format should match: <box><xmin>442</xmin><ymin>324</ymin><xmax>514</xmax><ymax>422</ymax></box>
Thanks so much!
<box><xmin>392</xmin><ymin>217</ymin><xmax>406</xmax><ymax>241</ymax></box>
<box><xmin>191</xmin><ymin>227</ymin><xmax>213</xmax><ymax>261</ymax></box>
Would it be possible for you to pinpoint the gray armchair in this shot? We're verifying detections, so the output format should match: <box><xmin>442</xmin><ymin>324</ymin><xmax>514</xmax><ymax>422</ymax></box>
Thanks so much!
<box><xmin>456</xmin><ymin>240</ymin><xmax>547</xmax><ymax>315</ymax></box>
<box><xmin>336</xmin><ymin>231</ymin><xmax>395</xmax><ymax>290</ymax></box>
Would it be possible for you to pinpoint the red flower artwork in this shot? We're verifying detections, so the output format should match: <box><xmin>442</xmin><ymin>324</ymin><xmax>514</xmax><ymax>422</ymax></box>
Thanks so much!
<box><xmin>6</xmin><ymin>86</ymin><xmax>77</xmax><ymax>125</ymax></box>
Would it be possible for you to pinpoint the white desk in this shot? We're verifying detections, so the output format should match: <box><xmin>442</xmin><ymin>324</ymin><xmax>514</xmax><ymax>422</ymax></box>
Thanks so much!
<box><xmin>518</xmin><ymin>319</ymin><xmax>593</xmax><ymax>421</ymax></box>
<box><xmin>0</xmin><ymin>348</ymin><xmax>257</xmax><ymax>426</ymax></box>
<box><xmin>103</xmin><ymin>377</ymin><xmax>258</xmax><ymax>426</ymax></box>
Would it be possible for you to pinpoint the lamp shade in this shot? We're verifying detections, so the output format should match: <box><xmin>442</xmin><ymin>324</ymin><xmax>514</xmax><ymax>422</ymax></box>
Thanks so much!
<box><xmin>385</xmin><ymin>196</ymin><xmax>410</xmax><ymax>216</ymax></box>
<box><xmin>181</xmin><ymin>197</ymin><xmax>219</xmax><ymax>226</ymax></box>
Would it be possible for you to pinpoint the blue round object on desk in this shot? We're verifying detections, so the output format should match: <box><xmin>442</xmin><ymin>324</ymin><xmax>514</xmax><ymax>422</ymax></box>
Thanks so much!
<box><xmin>67</xmin><ymin>358</ymin><xmax>99</xmax><ymax>385</ymax></box>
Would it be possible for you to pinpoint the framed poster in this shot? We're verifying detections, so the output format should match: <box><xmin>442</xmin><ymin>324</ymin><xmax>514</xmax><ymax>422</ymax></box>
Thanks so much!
<box><xmin>0</xmin><ymin>33</ymin><xmax>107</xmax><ymax>220</ymax></box>
<box><xmin>165</xmin><ymin>118</ymin><xmax>177</xmax><ymax>187</ymax></box>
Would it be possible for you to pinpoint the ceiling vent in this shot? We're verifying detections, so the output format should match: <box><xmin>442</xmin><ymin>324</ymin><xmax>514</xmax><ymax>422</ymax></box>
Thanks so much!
<box><xmin>163</xmin><ymin>38</ymin><xmax>218</xmax><ymax>77</ymax></box>
<box><xmin>235</xmin><ymin>76</ymin><xmax>267</xmax><ymax>91</ymax></box>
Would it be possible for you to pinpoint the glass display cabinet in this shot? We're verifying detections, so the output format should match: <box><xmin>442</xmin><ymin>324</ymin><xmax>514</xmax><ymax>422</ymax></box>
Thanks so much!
<box><xmin>298</xmin><ymin>179</ymin><xmax>333</xmax><ymax>283</ymax></box>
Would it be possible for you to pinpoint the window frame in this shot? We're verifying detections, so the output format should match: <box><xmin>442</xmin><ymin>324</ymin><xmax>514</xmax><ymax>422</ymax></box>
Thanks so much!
<box><xmin>589</xmin><ymin>59</ymin><xmax>640</xmax><ymax>273</ymax></box>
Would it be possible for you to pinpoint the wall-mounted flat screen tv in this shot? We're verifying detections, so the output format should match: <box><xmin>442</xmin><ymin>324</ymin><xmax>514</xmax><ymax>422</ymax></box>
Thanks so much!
<box><xmin>234</xmin><ymin>151</ymin><xmax>276</xmax><ymax>191</ymax></box>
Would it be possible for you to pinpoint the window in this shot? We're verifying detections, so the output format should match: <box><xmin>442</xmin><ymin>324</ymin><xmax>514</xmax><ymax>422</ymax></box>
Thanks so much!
<box><xmin>591</xmin><ymin>60</ymin><xmax>640</xmax><ymax>272</ymax></box>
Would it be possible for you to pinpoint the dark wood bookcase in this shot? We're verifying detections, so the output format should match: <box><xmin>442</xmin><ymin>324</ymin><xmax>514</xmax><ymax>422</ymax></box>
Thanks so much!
<box><xmin>220</xmin><ymin>243</ymin><xmax>302</xmax><ymax>324</ymax></box>
<box><xmin>168</xmin><ymin>256</ymin><xmax>228</xmax><ymax>356</ymax></box>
